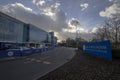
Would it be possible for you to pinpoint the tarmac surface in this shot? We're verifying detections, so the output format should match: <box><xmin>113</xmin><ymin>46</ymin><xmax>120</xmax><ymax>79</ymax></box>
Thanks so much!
<box><xmin>38</xmin><ymin>50</ymin><xmax>120</xmax><ymax>80</ymax></box>
<box><xmin>0</xmin><ymin>47</ymin><xmax>75</xmax><ymax>80</ymax></box>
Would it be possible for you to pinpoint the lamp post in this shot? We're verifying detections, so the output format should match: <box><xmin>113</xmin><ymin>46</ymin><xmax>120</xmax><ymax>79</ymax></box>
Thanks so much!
<box><xmin>75</xmin><ymin>21</ymin><xmax>79</xmax><ymax>49</ymax></box>
<box><xmin>70</xmin><ymin>19</ymin><xmax>80</xmax><ymax>49</ymax></box>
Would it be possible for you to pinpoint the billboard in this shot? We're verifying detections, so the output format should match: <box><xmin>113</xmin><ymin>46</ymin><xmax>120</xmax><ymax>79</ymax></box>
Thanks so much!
<box><xmin>83</xmin><ymin>40</ymin><xmax>112</xmax><ymax>60</ymax></box>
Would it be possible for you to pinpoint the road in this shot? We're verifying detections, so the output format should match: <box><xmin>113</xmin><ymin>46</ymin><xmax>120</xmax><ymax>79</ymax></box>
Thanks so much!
<box><xmin>0</xmin><ymin>47</ymin><xmax>75</xmax><ymax>80</ymax></box>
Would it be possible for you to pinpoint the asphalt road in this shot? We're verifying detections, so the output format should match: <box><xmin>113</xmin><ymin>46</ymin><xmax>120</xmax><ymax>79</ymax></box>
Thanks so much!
<box><xmin>0</xmin><ymin>47</ymin><xmax>75</xmax><ymax>80</ymax></box>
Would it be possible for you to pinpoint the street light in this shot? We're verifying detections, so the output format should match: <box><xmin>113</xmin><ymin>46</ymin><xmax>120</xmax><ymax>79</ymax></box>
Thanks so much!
<box><xmin>74</xmin><ymin>21</ymin><xmax>80</xmax><ymax>49</ymax></box>
<box><xmin>70</xmin><ymin>19</ymin><xmax>80</xmax><ymax>48</ymax></box>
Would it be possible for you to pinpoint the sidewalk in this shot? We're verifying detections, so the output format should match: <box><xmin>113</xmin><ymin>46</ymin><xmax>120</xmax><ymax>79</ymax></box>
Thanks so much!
<box><xmin>38</xmin><ymin>50</ymin><xmax>120</xmax><ymax>80</ymax></box>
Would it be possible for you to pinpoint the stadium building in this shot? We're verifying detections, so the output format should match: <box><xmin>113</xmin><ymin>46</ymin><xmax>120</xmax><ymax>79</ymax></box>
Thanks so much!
<box><xmin>0</xmin><ymin>11</ymin><xmax>57</xmax><ymax>49</ymax></box>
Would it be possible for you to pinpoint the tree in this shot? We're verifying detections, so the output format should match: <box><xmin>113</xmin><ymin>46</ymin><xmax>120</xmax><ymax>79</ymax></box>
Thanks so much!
<box><xmin>66</xmin><ymin>38</ymin><xmax>76</xmax><ymax>47</ymax></box>
<box><xmin>92</xmin><ymin>16</ymin><xmax>120</xmax><ymax>48</ymax></box>
<box><xmin>58</xmin><ymin>40</ymin><xmax>66</xmax><ymax>46</ymax></box>
<box><xmin>92</xmin><ymin>25</ymin><xmax>108</xmax><ymax>41</ymax></box>
<box><xmin>105</xmin><ymin>16</ymin><xmax>120</xmax><ymax>47</ymax></box>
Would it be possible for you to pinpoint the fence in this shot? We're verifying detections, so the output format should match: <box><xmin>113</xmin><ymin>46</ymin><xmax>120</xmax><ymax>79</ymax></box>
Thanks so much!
<box><xmin>0</xmin><ymin>46</ymin><xmax>57</xmax><ymax>59</ymax></box>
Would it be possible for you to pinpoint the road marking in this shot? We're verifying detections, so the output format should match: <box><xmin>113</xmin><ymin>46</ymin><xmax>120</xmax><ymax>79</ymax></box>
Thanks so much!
<box><xmin>26</xmin><ymin>58</ymin><xmax>31</xmax><ymax>60</ymax></box>
<box><xmin>43</xmin><ymin>61</ymin><xmax>51</xmax><ymax>64</ymax></box>
<box><xmin>24</xmin><ymin>61</ymin><xmax>31</xmax><ymax>63</ymax></box>
<box><xmin>40</xmin><ymin>56</ymin><xmax>50</xmax><ymax>60</ymax></box>
<box><xmin>30</xmin><ymin>58</ymin><xmax>36</xmax><ymax>62</ymax></box>
<box><xmin>24</xmin><ymin>58</ymin><xmax>36</xmax><ymax>63</ymax></box>
<box><xmin>36</xmin><ymin>60</ymin><xmax>42</xmax><ymax>63</ymax></box>
<box><xmin>24</xmin><ymin>58</ymin><xmax>51</xmax><ymax>64</ymax></box>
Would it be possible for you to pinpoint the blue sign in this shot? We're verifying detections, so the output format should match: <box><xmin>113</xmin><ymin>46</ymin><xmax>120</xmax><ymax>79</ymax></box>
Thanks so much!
<box><xmin>21</xmin><ymin>49</ymin><xmax>33</xmax><ymax>56</ymax></box>
<box><xmin>32</xmin><ymin>48</ymin><xmax>42</xmax><ymax>53</ymax></box>
<box><xmin>0</xmin><ymin>46</ymin><xmax>57</xmax><ymax>59</ymax></box>
<box><xmin>83</xmin><ymin>40</ymin><xmax>112</xmax><ymax>60</ymax></box>
<box><xmin>0</xmin><ymin>49</ymin><xmax>21</xmax><ymax>58</ymax></box>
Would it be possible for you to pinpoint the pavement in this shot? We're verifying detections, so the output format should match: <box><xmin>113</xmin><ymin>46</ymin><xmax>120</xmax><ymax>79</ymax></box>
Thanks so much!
<box><xmin>0</xmin><ymin>47</ymin><xmax>76</xmax><ymax>80</ymax></box>
<box><xmin>38</xmin><ymin>50</ymin><xmax>120</xmax><ymax>80</ymax></box>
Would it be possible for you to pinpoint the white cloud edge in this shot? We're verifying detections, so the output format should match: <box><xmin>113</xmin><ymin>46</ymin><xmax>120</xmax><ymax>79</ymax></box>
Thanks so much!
<box><xmin>80</xmin><ymin>3</ymin><xmax>89</xmax><ymax>11</ymax></box>
<box><xmin>99</xmin><ymin>0</ymin><xmax>120</xmax><ymax>18</ymax></box>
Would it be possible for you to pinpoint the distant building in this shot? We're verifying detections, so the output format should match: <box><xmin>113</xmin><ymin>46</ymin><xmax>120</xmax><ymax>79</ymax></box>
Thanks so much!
<box><xmin>49</xmin><ymin>32</ymin><xmax>54</xmax><ymax>46</ymax></box>
<box><xmin>53</xmin><ymin>36</ymin><xmax>58</xmax><ymax>45</ymax></box>
<box><xmin>49</xmin><ymin>32</ymin><xmax>57</xmax><ymax>46</ymax></box>
<box><xmin>28</xmin><ymin>24</ymin><xmax>48</xmax><ymax>43</ymax></box>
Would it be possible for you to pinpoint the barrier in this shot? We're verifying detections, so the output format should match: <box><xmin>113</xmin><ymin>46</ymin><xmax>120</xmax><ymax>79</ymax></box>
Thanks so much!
<box><xmin>21</xmin><ymin>49</ymin><xmax>33</xmax><ymax>56</ymax></box>
<box><xmin>0</xmin><ymin>49</ymin><xmax>21</xmax><ymax>58</ymax></box>
<box><xmin>83</xmin><ymin>40</ymin><xmax>112</xmax><ymax>60</ymax></box>
<box><xmin>41</xmin><ymin>48</ymin><xmax>45</xmax><ymax>52</ymax></box>
<box><xmin>32</xmin><ymin>48</ymin><xmax>42</xmax><ymax>53</ymax></box>
<box><xmin>0</xmin><ymin>46</ymin><xmax>57</xmax><ymax>59</ymax></box>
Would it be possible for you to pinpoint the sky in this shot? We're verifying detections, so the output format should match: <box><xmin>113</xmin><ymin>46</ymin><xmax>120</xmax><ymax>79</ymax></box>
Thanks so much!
<box><xmin>0</xmin><ymin>0</ymin><xmax>120</xmax><ymax>41</ymax></box>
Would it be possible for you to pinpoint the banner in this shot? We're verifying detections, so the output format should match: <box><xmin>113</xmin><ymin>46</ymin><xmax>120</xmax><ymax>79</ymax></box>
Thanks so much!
<box><xmin>21</xmin><ymin>49</ymin><xmax>33</xmax><ymax>56</ymax></box>
<box><xmin>0</xmin><ymin>49</ymin><xmax>21</xmax><ymax>58</ymax></box>
<box><xmin>83</xmin><ymin>40</ymin><xmax>112</xmax><ymax>60</ymax></box>
<box><xmin>0</xmin><ymin>47</ymin><xmax>56</xmax><ymax>58</ymax></box>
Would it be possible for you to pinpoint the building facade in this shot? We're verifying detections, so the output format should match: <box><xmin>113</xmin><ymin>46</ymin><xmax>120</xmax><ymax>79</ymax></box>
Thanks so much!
<box><xmin>0</xmin><ymin>12</ymin><xmax>57</xmax><ymax>49</ymax></box>
<box><xmin>0</xmin><ymin>12</ymin><xmax>25</xmax><ymax>43</ymax></box>
<box><xmin>28</xmin><ymin>24</ymin><xmax>47</xmax><ymax>43</ymax></box>
<box><xmin>49</xmin><ymin>32</ymin><xmax>57</xmax><ymax>46</ymax></box>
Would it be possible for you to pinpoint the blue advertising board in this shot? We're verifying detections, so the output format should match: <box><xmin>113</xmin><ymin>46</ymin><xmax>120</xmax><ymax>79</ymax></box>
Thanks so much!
<box><xmin>0</xmin><ymin>46</ymin><xmax>57</xmax><ymax>59</ymax></box>
<box><xmin>0</xmin><ymin>49</ymin><xmax>21</xmax><ymax>58</ymax></box>
<box><xmin>32</xmin><ymin>48</ymin><xmax>42</xmax><ymax>53</ymax></box>
<box><xmin>21</xmin><ymin>49</ymin><xmax>33</xmax><ymax>56</ymax></box>
<box><xmin>83</xmin><ymin>40</ymin><xmax>112</xmax><ymax>60</ymax></box>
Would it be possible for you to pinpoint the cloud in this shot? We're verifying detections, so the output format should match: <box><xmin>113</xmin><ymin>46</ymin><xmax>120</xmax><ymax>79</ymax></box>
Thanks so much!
<box><xmin>108</xmin><ymin>0</ymin><xmax>119</xmax><ymax>2</ymax></box>
<box><xmin>91</xmin><ymin>27</ymin><xmax>99</xmax><ymax>33</ymax></box>
<box><xmin>63</xmin><ymin>18</ymin><xmax>88</xmax><ymax>33</ymax></box>
<box><xmin>0</xmin><ymin>5</ymin><xmax>4</xmax><ymax>11</ymax></box>
<box><xmin>99</xmin><ymin>0</ymin><xmax>120</xmax><ymax>18</ymax></box>
<box><xmin>80</xmin><ymin>3</ymin><xmax>89</xmax><ymax>11</ymax></box>
<box><xmin>33</xmin><ymin>0</ymin><xmax>60</xmax><ymax>18</ymax></box>
<box><xmin>62</xmin><ymin>18</ymin><xmax>94</xmax><ymax>41</ymax></box>
<box><xmin>0</xmin><ymin>2</ymin><xmax>69</xmax><ymax>40</ymax></box>
<box><xmin>32</xmin><ymin>0</ymin><xmax>67</xmax><ymax>30</ymax></box>
<box><xmin>70</xmin><ymin>18</ymin><xmax>80</xmax><ymax>27</ymax></box>
<box><xmin>3</xmin><ymin>3</ymin><xmax>32</xmax><ymax>13</ymax></box>
<box><xmin>109</xmin><ymin>0</ymin><xmax>113</xmax><ymax>2</ymax></box>
<box><xmin>0</xmin><ymin>2</ymin><xmax>35</xmax><ymax>21</ymax></box>
<box><xmin>33</xmin><ymin>0</ymin><xmax>45</xmax><ymax>6</ymax></box>
<box><xmin>0</xmin><ymin>1</ymin><xmax>93</xmax><ymax>41</ymax></box>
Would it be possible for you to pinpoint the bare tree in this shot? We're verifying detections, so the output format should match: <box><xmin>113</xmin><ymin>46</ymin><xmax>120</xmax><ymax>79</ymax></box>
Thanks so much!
<box><xmin>92</xmin><ymin>15</ymin><xmax>120</xmax><ymax>48</ymax></box>
<box><xmin>92</xmin><ymin>25</ymin><xmax>108</xmax><ymax>41</ymax></box>
<box><xmin>105</xmin><ymin>16</ymin><xmax>120</xmax><ymax>47</ymax></box>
